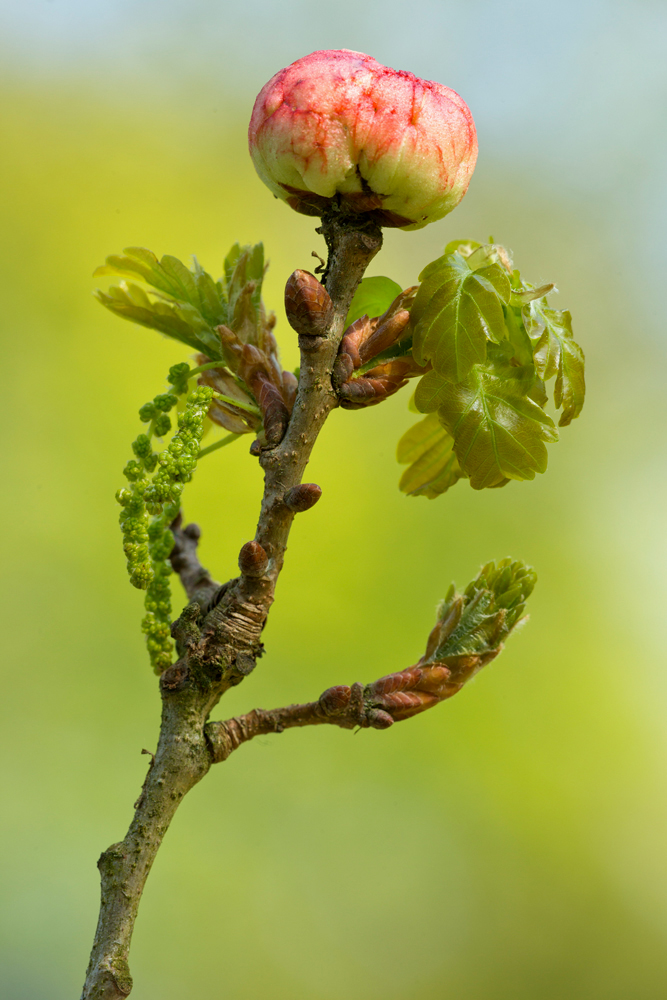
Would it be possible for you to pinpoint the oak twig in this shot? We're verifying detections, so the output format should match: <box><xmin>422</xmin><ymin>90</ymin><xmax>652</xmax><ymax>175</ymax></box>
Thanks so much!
<box><xmin>81</xmin><ymin>211</ymin><xmax>383</xmax><ymax>999</ymax></box>
<box><xmin>206</xmin><ymin>681</ymin><xmax>394</xmax><ymax>762</ymax></box>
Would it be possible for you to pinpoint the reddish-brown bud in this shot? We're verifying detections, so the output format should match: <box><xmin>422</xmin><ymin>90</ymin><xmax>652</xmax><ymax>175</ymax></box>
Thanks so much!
<box><xmin>365</xmin><ymin>664</ymin><xmax>455</xmax><ymax>721</ymax></box>
<box><xmin>340</xmin><ymin>315</ymin><xmax>373</xmax><ymax>369</ymax></box>
<box><xmin>319</xmin><ymin>685</ymin><xmax>352</xmax><ymax>715</ymax></box>
<box><xmin>238</xmin><ymin>540</ymin><xmax>269</xmax><ymax>577</ymax></box>
<box><xmin>332</xmin><ymin>352</ymin><xmax>355</xmax><ymax>387</ymax></box>
<box><xmin>283</xmin><ymin>483</ymin><xmax>322</xmax><ymax>512</ymax></box>
<box><xmin>254</xmin><ymin>375</ymin><xmax>290</xmax><ymax>446</ymax></box>
<box><xmin>338</xmin><ymin>358</ymin><xmax>423</xmax><ymax>409</ymax></box>
<box><xmin>285</xmin><ymin>269</ymin><xmax>334</xmax><ymax>337</ymax></box>
<box><xmin>358</xmin><ymin>309</ymin><xmax>411</xmax><ymax>364</ymax></box>
<box><xmin>366</xmin><ymin>708</ymin><xmax>395</xmax><ymax>729</ymax></box>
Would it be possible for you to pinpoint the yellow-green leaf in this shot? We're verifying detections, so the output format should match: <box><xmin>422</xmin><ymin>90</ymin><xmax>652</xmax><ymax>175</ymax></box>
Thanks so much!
<box><xmin>397</xmin><ymin>413</ymin><xmax>464</xmax><ymax>498</ymax></box>
<box><xmin>525</xmin><ymin>301</ymin><xmax>585</xmax><ymax>426</ymax></box>
<box><xmin>436</xmin><ymin>350</ymin><xmax>558</xmax><ymax>489</ymax></box>
<box><xmin>346</xmin><ymin>276</ymin><xmax>402</xmax><ymax>328</ymax></box>
<box><xmin>411</xmin><ymin>252</ymin><xmax>510</xmax><ymax>383</ymax></box>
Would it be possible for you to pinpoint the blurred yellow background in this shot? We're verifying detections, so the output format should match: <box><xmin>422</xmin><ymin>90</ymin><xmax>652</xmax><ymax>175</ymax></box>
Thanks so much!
<box><xmin>2</xmin><ymin>2</ymin><xmax>667</xmax><ymax>997</ymax></box>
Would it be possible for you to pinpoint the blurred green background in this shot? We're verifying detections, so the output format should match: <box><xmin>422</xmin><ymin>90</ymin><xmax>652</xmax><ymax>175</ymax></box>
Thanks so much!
<box><xmin>1</xmin><ymin>1</ymin><xmax>667</xmax><ymax>997</ymax></box>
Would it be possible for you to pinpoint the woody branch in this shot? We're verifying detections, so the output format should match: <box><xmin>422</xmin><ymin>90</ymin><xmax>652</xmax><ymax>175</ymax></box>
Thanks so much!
<box><xmin>81</xmin><ymin>210</ymin><xmax>382</xmax><ymax>1000</ymax></box>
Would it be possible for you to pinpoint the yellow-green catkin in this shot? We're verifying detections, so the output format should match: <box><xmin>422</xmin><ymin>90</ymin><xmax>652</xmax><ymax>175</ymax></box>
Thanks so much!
<box><xmin>116</xmin><ymin>381</ymin><xmax>214</xmax><ymax>673</ymax></box>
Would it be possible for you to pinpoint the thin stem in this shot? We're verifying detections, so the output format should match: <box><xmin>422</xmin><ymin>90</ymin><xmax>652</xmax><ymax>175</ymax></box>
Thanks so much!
<box><xmin>198</xmin><ymin>432</ymin><xmax>243</xmax><ymax>460</ymax></box>
<box><xmin>211</xmin><ymin>391</ymin><xmax>260</xmax><ymax>415</ymax></box>
<box><xmin>185</xmin><ymin>359</ymin><xmax>227</xmax><ymax>378</ymax></box>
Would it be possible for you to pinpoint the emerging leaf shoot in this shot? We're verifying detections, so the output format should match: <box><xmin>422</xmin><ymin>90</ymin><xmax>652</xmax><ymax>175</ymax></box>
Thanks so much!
<box><xmin>364</xmin><ymin>558</ymin><xmax>536</xmax><ymax>722</ymax></box>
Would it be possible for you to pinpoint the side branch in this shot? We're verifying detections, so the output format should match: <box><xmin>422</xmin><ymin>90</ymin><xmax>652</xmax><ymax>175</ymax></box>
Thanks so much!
<box><xmin>169</xmin><ymin>513</ymin><xmax>221</xmax><ymax>607</ymax></box>
<box><xmin>206</xmin><ymin>682</ymin><xmax>393</xmax><ymax>762</ymax></box>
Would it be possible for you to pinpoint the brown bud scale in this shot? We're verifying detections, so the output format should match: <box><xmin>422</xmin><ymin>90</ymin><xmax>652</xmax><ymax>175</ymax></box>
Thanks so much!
<box><xmin>238</xmin><ymin>540</ymin><xmax>269</xmax><ymax>577</ymax></box>
<box><xmin>358</xmin><ymin>309</ymin><xmax>411</xmax><ymax>364</ymax></box>
<box><xmin>319</xmin><ymin>685</ymin><xmax>352</xmax><ymax>715</ymax></box>
<box><xmin>332</xmin><ymin>353</ymin><xmax>355</xmax><ymax>388</ymax></box>
<box><xmin>283</xmin><ymin>483</ymin><xmax>322</xmax><ymax>512</ymax></box>
<box><xmin>255</xmin><ymin>376</ymin><xmax>290</xmax><ymax>446</ymax></box>
<box><xmin>285</xmin><ymin>270</ymin><xmax>334</xmax><ymax>337</ymax></box>
<box><xmin>340</xmin><ymin>315</ymin><xmax>372</xmax><ymax>369</ymax></box>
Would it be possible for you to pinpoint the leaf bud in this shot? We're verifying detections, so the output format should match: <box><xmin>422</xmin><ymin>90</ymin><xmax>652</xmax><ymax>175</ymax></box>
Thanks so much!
<box><xmin>358</xmin><ymin>309</ymin><xmax>411</xmax><ymax>364</ymax></box>
<box><xmin>255</xmin><ymin>377</ymin><xmax>290</xmax><ymax>447</ymax></box>
<box><xmin>284</xmin><ymin>269</ymin><xmax>334</xmax><ymax>337</ymax></box>
<box><xmin>238</xmin><ymin>540</ymin><xmax>269</xmax><ymax>577</ymax></box>
<box><xmin>340</xmin><ymin>316</ymin><xmax>372</xmax><ymax>370</ymax></box>
<box><xmin>283</xmin><ymin>483</ymin><xmax>322</xmax><ymax>512</ymax></box>
<box><xmin>366</xmin><ymin>708</ymin><xmax>395</xmax><ymax>729</ymax></box>
<box><xmin>319</xmin><ymin>685</ymin><xmax>352</xmax><ymax>715</ymax></box>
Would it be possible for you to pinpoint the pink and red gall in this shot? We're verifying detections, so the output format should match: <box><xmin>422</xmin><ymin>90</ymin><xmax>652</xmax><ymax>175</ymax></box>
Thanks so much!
<box><xmin>249</xmin><ymin>50</ymin><xmax>477</xmax><ymax>231</ymax></box>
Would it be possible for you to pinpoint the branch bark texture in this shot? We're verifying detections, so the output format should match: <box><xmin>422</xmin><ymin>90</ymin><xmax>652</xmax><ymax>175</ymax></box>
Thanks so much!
<box><xmin>81</xmin><ymin>210</ymin><xmax>383</xmax><ymax>999</ymax></box>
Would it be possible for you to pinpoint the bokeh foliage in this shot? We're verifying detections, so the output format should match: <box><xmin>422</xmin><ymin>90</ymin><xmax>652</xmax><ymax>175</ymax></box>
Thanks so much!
<box><xmin>1</xmin><ymin>77</ymin><xmax>667</xmax><ymax>1000</ymax></box>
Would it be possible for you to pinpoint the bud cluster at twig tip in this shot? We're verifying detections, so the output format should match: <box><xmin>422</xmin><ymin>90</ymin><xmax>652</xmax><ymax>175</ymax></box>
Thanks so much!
<box><xmin>362</xmin><ymin>559</ymin><xmax>537</xmax><ymax>724</ymax></box>
<box><xmin>335</xmin><ymin>287</ymin><xmax>426</xmax><ymax>408</ymax></box>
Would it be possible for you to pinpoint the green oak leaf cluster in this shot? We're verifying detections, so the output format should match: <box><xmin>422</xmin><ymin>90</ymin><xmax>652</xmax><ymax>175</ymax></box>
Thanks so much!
<box><xmin>116</xmin><ymin>380</ymin><xmax>214</xmax><ymax>673</ymax></box>
<box><xmin>95</xmin><ymin>244</ymin><xmax>295</xmax><ymax>447</ymax></box>
<box><xmin>95</xmin><ymin>244</ymin><xmax>264</xmax><ymax>359</ymax></box>
<box><xmin>398</xmin><ymin>239</ymin><xmax>585</xmax><ymax>497</ymax></box>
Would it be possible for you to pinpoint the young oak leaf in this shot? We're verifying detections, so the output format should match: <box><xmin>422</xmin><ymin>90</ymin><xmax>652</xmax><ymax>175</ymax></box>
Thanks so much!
<box><xmin>435</xmin><ymin>349</ymin><xmax>558</xmax><ymax>489</ymax></box>
<box><xmin>225</xmin><ymin>242</ymin><xmax>265</xmax><ymax>319</ymax></box>
<box><xmin>345</xmin><ymin>275</ymin><xmax>403</xmax><ymax>328</ymax></box>
<box><xmin>94</xmin><ymin>283</ymin><xmax>222</xmax><ymax>358</ymax></box>
<box><xmin>525</xmin><ymin>300</ymin><xmax>585</xmax><ymax>426</ymax></box>
<box><xmin>411</xmin><ymin>251</ymin><xmax>511</xmax><ymax>383</ymax></box>
<box><xmin>397</xmin><ymin>412</ymin><xmax>465</xmax><ymax>498</ymax></box>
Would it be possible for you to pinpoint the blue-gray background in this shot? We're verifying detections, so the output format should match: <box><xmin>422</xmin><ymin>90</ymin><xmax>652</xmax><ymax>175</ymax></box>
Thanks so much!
<box><xmin>1</xmin><ymin>1</ymin><xmax>666</xmax><ymax>997</ymax></box>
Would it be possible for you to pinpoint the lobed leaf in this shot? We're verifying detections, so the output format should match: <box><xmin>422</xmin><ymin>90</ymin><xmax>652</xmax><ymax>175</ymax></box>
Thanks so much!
<box><xmin>411</xmin><ymin>252</ymin><xmax>511</xmax><ymax>383</ymax></box>
<box><xmin>94</xmin><ymin>247</ymin><xmax>239</xmax><ymax>360</ymax></box>
<box><xmin>397</xmin><ymin>413</ymin><xmax>464</xmax><ymax>498</ymax></box>
<box><xmin>525</xmin><ymin>301</ymin><xmax>585</xmax><ymax>426</ymax></box>
<box><xmin>95</xmin><ymin>283</ymin><xmax>222</xmax><ymax>358</ymax></box>
<box><xmin>434</xmin><ymin>349</ymin><xmax>558</xmax><ymax>489</ymax></box>
<box><xmin>159</xmin><ymin>254</ymin><xmax>200</xmax><ymax>304</ymax></box>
